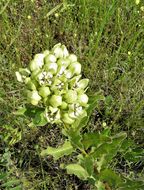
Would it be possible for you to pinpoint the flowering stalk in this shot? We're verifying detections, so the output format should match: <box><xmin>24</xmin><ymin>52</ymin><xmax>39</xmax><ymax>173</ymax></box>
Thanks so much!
<box><xmin>16</xmin><ymin>44</ymin><xmax>129</xmax><ymax>190</ymax></box>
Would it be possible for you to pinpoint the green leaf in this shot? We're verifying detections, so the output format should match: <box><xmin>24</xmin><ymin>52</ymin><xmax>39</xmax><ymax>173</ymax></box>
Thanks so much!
<box><xmin>99</xmin><ymin>169</ymin><xmax>122</xmax><ymax>187</ymax></box>
<box><xmin>112</xmin><ymin>132</ymin><xmax>127</xmax><ymax>144</ymax></box>
<box><xmin>91</xmin><ymin>132</ymin><xmax>127</xmax><ymax>164</ymax></box>
<box><xmin>24</xmin><ymin>104</ymin><xmax>44</xmax><ymax>118</ymax></box>
<box><xmin>66</xmin><ymin>128</ymin><xmax>83</xmax><ymax>149</ymax></box>
<box><xmin>32</xmin><ymin>111</ymin><xmax>48</xmax><ymax>126</ymax></box>
<box><xmin>123</xmin><ymin>147</ymin><xmax>144</xmax><ymax>162</ymax></box>
<box><xmin>66</xmin><ymin>164</ymin><xmax>89</xmax><ymax>180</ymax></box>
<box><xmin>40</xmin><ymin>141</ymin><xmax>74</xmax><ymax>160</ymax></box>
<box><xmin>77</xmin><ymin>154</ymin><xmax>94</xmax><ymax>176</ymax></box>
<box><xmin>82</xmin><ymin>132</ymin><xmax>111</xmax><ymax>150</ymax></box>
<box><xmin>120</xmin><ymin>139</ymin><xmax>134</xmax><ymax>151</ymax></box>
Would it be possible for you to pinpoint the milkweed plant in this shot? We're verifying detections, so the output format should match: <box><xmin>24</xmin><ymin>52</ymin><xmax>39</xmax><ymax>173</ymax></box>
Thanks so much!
<box><xmin>16</xmin><ymin>44</ymin><xmax>140</xmax><ymax>190</ymax></box>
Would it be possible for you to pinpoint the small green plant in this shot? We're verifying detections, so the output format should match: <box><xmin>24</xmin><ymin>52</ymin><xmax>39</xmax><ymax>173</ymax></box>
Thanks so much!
<box><xmin>15</xmin><ymin>44</ymin><xmax>144</xmax><ymax>190</ymax></box>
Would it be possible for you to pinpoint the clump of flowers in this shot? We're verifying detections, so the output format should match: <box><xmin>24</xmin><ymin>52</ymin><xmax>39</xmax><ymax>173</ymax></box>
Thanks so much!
<box><xmin>16</xmin><ymin>43</ymin><xmax>89</xmax><ymax>125</ymax></box>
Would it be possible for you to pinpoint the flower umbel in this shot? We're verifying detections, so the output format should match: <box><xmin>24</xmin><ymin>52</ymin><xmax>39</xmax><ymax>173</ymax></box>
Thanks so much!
<box><xmin>16</xmin><ymin>43</ymin><xmax>89</xmax><ymax>125</ymax></box>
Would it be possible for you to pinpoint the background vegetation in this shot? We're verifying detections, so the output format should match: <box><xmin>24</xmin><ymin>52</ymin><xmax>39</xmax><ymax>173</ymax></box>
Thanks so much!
<box><xmin>0</xmin><ymin>0</ymin><xmax>144</xmax><ymax>189</ymax></box>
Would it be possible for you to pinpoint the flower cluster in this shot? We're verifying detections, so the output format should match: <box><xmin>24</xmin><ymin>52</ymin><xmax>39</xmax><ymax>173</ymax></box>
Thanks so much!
<box><xmin>16</xmin><ymin>43</ymin><xmax>89</xmax><ymax>125</ymax></box>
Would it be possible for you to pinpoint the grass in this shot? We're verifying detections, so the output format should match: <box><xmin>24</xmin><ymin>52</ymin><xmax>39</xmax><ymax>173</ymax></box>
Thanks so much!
<box><xmin>0</xmin><ymin>0</ymin><xmax>144</xmax><ymax>189</ymax></box>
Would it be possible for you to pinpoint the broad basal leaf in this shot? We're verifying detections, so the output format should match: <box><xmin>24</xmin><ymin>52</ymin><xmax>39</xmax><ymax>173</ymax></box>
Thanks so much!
<box><xmin>66</xmin><ymin>164</ymin><xmax>89</xmax><ymax>180</ymax></box>
<box><xmin>40</xmin><ymin>141</ymin><xmax>74</xmax><ymax>160</ymax></box>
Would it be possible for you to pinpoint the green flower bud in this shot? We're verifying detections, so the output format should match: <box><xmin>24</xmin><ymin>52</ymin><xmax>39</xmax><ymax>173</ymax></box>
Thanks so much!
<box><xmin>77</xmin><ymin>79</ymin><xmax>89</xmax><ymax>89</ymax></box>
<box><xmin>76</xmin><ymin>88</ymin><xmax>85</xmax><ymax>94</ymax></box>
<box><xmin>68</xmin><ymin>104</ymin><xmax>77</xmax><ymax>119</ymax></box>
<box><xmin>49</xmin><ymin>95</ymin><xmax>62</xmax><ymax>107</ymax></box>
<box><xmin>65</xmin><ymin>69</ymin><xmax>73</xmax><ymax>78</ymax></box>
<box><xmin>68</xmin><ymin>54</ymin><xmax>77</xmax><ymax>62</ymax></box>
<box><xmin>64</xmin><ymin>90</ymin><xmax>77</xmax><ymax>103</ymax></box>
<box><xmin>29</xmin><ymin>54</ymin><xmax>44</xmax><ymax>71</ymax></box>
<box><xmin>68</xmin><ymin>111</ymin><xmax>77</xmax><ymax>119</ymax></box>
<box><xmin>69</xmin><ymin>62</ymin><xmax>81</xmax><ymax>75</ymax></box>
<box><xmin>15</xmin><ymin>72</ymin><xmax>23</xmax><ymax>82</ymax></box>
<box><xmin>44</xmin><ymin>62</ymin><xmax>58</xmax><ymax>74</ymax></box>
<box><xmin>29</xmin><ymin>60</ymin><xmax>39</xmax><ymax>71</ymax></box>
<box><xmin>52</xmin><ymin>43</ymin><xmax>63</xmax><ymax>58</ymax></box>
<box><xmin>27</xmin><ymin>90</ymin><xmax>41</xmax><ymax>105</ymax></box>
<box><xmin>61</xmin><ymin>45</ymin><xmax>69</xmax><ymax>57</ymax></box>
<box><xmin>78</xmin><ymin>94</ymin><xmax>88</xmax><ymax>106</ymax></box>
<box><xmin>39</xmin><ymin>86</ymin><xmax>51</xmax><ymax>98</ymax></box>
<box><xmin>31</xmin><ymin>100</ymin><xmax>39</xmax><ymax>106</ymax></box>
<box><xmin>57</xmin><ymin>58</ymin><xmax>70</xmax><ymax>67</ymax></box>
<box><xmin>60</xmin><ymin>101</ymin><xmax>68</xmax><ymax>109</ymax></box>
<box><xmin>43</xmin><ymin>97</ymin><xmax>48</xmax><ymax>105</ymax></box>
<box><xmin>25</xmin><ymin>77</ymin><xmax>37</xmax><ymax>90</ymax></box>
<box><xmin>57</xmin><ymin>65</ymin><xmax>67</xmax><ymax>75</ymax></box>
<box><xmin>45</xmin><ymin>54</ymin><xmax>56</xmax><ymax>63</ymax></box>
<box><xmin>43</xmin><ymin>50</ymin><xmax>50</xmax><ymax>56</ymax></box>
<box><xmin>62</xmin><ymin>113</ymin><xmax>75</xmax><ymax>124</ymax></box>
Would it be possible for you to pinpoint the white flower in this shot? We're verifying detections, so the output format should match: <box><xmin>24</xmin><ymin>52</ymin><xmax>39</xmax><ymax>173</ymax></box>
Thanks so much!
<box><xmin>27</xmin><ymin>90</ymin><xmax>41</xmax><ymax>105</ymax></box>
<box><xmin>68</xmin><ymin>54</ymin><xmax>77</xmax><ymax>62</ymax></box>
<box><xmin>61</xmin><ymin>45</ymin><xmax>69</xmax><ymax>57</ymax></box>
<box><xmin>45</xmin><ymin>54</ymin><xmax>57</xmax><ymax>63</ymax></box>
<box><xmin>69</xmin><ymin>62</ymin><xmax>81</xmax><ymax>75</ymax></box>
<box><xmin>29</xmin><ymin>54</ymin><xmax>45</xmax><ymax>71</ymax></box>
<box><xmin>64</xmin><ymin>90</ymin><xmax>77</xmax><ymax>103</ymax></box>
<box><xmin>49</xmin><ymin>95</ymin><xmax>62</xmax><ymax>107</ymax></box>
<box><xmin>44</xmin><ymin>62</ymin><xmax>58</xmax><ymax>74</ymax></box>
<box><xmin>78</xmin><ymin>94</ymin><xmax>89</xmax><ymax>107</ymax></box>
